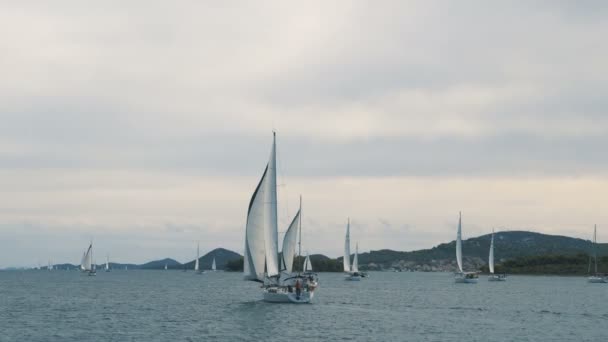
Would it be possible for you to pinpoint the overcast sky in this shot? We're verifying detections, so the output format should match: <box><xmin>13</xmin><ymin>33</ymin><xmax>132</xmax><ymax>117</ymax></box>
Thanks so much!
<box><xmin>1</xmin><ymin>1</ymin><xmax>607</xmax><ymax>267</ymax></box>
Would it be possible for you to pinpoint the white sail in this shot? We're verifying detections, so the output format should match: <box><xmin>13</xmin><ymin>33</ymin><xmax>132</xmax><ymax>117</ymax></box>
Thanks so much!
<box><xmin>211</xmin><ymin>258</ymin><xmax>216</xmax><ymax>271</ymax></box>
<box><xmin>303</xmin><ymin>254</ymin><xmax>313</xmax><ymax>272</ymax></box>
<box><xmin>195</xmin><ymin>242</ymin><xmax>200</xmax><ymax>271</ymax></box>
<box><xmin>344</xmin><ymin>219</ymin><xmax>351</xmax><ymax>272</ymax></box>
<box><xmin>281</xmin><ymin>208</ymin><xmax>301</xmax><ymax>274</ymax></box>
<box><xmin>489</xmin><ymin>230</ymin><xmax>495</xmax><ymax>274</ymax></box>
<box><xmin>456</xmin><ymin>212</ymin><xmax>463</xmax><ymax>273</ymax></box>
<box><xmin>83</xmin><ymin>244</ymin><xmax>93</xmax><ymax>271</ymax></box>
<box><xmin>352</xmin><ymin>243</ymin><xmax>359</xmax><ymax>272</ymax></box>
<box><xmin>263</xmin><ymin>133</ymin><xmax>279</xmax><ymax>277</ymax></box>
<box><xmin>165</xmin><ymin>263</ymin><xmax>168</xmax><ymax>270</ymax></box>
<box><xmin>105</xmin><ymin>255</ymin><xmax>109</xmax><ymax>271</ymax></box>
<box><xmin>244</xmin><ymin>133</ymin><xmax>279</xmax><ymax>281</ymax></box>
<box><xmin>80</xmin><ymin>252</ymin><xmax>86</xmax><ymax>270</ymax></box>
<box><xmin>592</xmin><ymin>225</ymin><xmax>598</xmax><ymax>274</ymax></box>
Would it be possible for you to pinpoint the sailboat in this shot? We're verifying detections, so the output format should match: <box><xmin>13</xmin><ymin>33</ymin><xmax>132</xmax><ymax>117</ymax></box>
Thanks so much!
<box><xmin>454</xmin><ymin>212</ymin><xmax>477</xmax><ymax>283</ymax></box>
<box><xmin>194</xmin><ymin>242</ymin><xmax>203</xmax><ymax>274</ymax></box>
<box><xmin>303</xmin><ymin>254</ymin><xmax>313</xmax><ymax>273</ymax></box>
<box><xmin>243</xmin><ymin>133</ymin><xmax>316</xmax><ymax>303</ymax></box>
<box><xmin>105</xmin><ymin>255</ymin><xmax>111</xmax><ymax>272</ymax></box>
<box><xmin>488</xmin><ymin>229</ymin><xmax>506</xmax><ymax>281</ymax></box>
<box><xmin>211</xmin><ymin>257</ymin><xmax>216</xmax><ymax>271</ymax></box>
<box><xmin>344</xmin><ymin>219</ymin><xmax>362</xmax><ymax>281</ymax></box>
<box><xmin>165</xmin><ymin>263</ymin><xmax>168</xmax><ymax>270</ymax></box>
<box><xmin>80</xmin><ymin>242</ymin><xmax>96</xmax><ymax>276</ymax></box>
<box><xmin>588</xmin><ymin>225</ymin><xmax>606</xmax><ymax>283</ymax></box>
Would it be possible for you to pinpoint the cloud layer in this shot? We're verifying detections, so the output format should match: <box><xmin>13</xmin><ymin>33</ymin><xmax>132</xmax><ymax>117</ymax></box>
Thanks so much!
<box><xmin>1</xmin><ymin>1</ymin><xmax>607</xmax><ymax>266</ymax></box>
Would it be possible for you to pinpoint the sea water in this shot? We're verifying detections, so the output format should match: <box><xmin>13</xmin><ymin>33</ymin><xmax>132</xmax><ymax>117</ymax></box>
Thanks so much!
<box><xmin>0</xmin><ymin>271</ymin><xmax>606</xmax><ymax>341</ymax></box>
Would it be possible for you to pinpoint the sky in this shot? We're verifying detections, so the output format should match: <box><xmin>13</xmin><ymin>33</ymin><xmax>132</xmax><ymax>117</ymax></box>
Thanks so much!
<box><xmin>1</xmin><ymin>1</ymin><xmax>608</xmax><ymax>267</ymax></box>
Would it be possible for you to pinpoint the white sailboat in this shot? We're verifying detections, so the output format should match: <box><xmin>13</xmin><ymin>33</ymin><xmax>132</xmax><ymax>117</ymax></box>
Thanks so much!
<box><xmin>588</xmin><ymin>225</ymin><xmax>606</xmax><ymax>283</ymax></box>
<box><xmin>243</xmin><ymin>133</ymin><xmax>316</xmax><ymax>303</ymax></box>
<box><xmin>454</xmin><ymin>212</ymin><xmax>477</xmax><ymax>283</ymax></box>
<box><xmin>211</xmin><ymin>258</ymin><xmax>216</xmax><ymax>271</ymax></box>
<box><xmin>165</xmin><ymin>263</ymin><xmax>168</xmax><ymax>270</ymax></box>
<box><xmin>344</xmin><ymin>219</ymin><xmax>362</xmax><ymax>281</ymax></box>
<box><xmin>105</xmin><ymin>255</ymin><xmax>111</xmax><ymax>272</ymax></box>
<box><xmin>194</xmin><ymin>242</ymin><xmax>203</xmax><ymax>274</ymax></box>
<box><xmin>488</xmin><ymin>229</ymin><xmax>506</xmax><ymax>281</ymax></box>
<box><xmin>80</xmin><ymin>242</ymin><xmax>96</xmax><ymax>276</ymax></box>
<box><xmin>303</xmin><ymin>254</ymin><xmax>313</xmax><ymax>273</ymax></box>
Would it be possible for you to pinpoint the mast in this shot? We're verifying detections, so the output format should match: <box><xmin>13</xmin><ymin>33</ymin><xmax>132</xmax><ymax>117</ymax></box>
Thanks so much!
<box><xmin>344</xmin><ymin>218</ymin><xmax>351</xmax><ymax>272</ymax></box>
<box><xmin>456</xmin><ymin>212</ymin><xmax>463</xmax><ymax>273</ymax></box>
<box><xmin>265</xmin><ymin>131</ymin><xmax>279</xmax><ymax>278</ymax></box>
<box><xmin>298</xmin><ymin>196</ymin><xmax>302</xmax><ymax>272</ymax></box>
<box><xmin>489</xmin><ymin>229</ymin><xmax>495</xmax><ymax>275</ymax></box>
<box><xmin>594</xmin><ymin>225</ymin><xmax>598</xmax><ymax>275</ymax></box>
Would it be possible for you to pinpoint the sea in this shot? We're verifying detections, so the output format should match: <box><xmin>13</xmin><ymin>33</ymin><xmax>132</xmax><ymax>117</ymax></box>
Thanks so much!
<box><xmin>0</xmin><ymin>270</ymin><xmax>606</xmax><ymax>341</ymax></box>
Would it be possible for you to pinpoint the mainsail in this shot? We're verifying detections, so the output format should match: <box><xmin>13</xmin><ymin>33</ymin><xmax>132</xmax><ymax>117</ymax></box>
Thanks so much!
<box><xmin>244</xmin><ymin>133</ymin><xmax>279</xmax><ymax>281</ymax></box>
<box><xmin>456</xmin><ymin>212</ymin><xmax>463</xmax><ymax>273</ymax></box>
<box><xmin>352</xmin><ymin>243</ymin><xmax>359</xmax><ymax>273</ymax></box>
<box><xmin>82</xmin><ymin>244</ymin><xmax>93</xmax><ymax>272</ymax></box>
<box><xmin>281</xmin><ymin>208</ymin><xmax>301</xmax><ymax>274</ymax></box>
<box><xmin>80</xmin><ymin>252</ymin><xmax>86</xmax><ymax>271</ymax></box>
<box><xmin>211</xmin><ymin>258</ymin><xmax>216</xmax><ymax>271</ymax></box>
<box><xmin>344</xmin><ymin>219</ymin><xmax>351</xmax><ymax>272</ymax></box>
<box><xmin>590</xmin><ymin>225</ymin><xmax>598</xmax><ymax>275</ymax></box>
<box><xmin>195</xmin><ymin>242</ymin><xmax>200</xmax><ymax>272</ymax></box>
<box><xmin>489</xmin><ymin>230</ymin><xmax>495</xmax><ymax>274</ymax></box>
<box><xmin>105</xmin><ymin>255</ymin><xmax>110</xmax><ymax>271</ymax></box>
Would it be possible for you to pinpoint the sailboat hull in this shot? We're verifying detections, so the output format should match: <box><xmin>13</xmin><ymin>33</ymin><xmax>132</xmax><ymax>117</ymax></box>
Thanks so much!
<box><xmin>345</xmin><ymin>273</ymin><xmax>361</xmax><ymax>281</ymax></box>
<box><xmin>263</xmin><ymin>287</ymin><xmax>314</xmax><ymax>304</ymax></box>
<box><xmin>587</xmin><ymin>276</ymin><xmax>606</xmax><ymax>283</ymax></box>
<box><xmin>455</xmin><ymin>272</ymin><xmax>478</xmax><ymax>284</ymax></box>
<box><xmin>488</xmin><ymin>274</ymin><xmax>507</xmax><ymax>282</ymax></box>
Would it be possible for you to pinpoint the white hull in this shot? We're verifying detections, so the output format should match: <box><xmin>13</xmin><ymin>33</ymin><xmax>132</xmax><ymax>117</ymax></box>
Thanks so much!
<box><xmin>588</xmin><ymin>276</ymin><xmax>606</xmax><ymax>283</ymax></box>
<box><xmin>455</xmin><ymin>272</ymin><xmax>478</xmax><ymax>284</ymax></box>
<box><xmin>263</xmin><ymin>287</ymin><xmax>314</xmax><ymax>304</ymax></box>
<box><xmin>488</xmin><ymin>274</ymin><xmax>507</xmax><ymax>282</ymax></box>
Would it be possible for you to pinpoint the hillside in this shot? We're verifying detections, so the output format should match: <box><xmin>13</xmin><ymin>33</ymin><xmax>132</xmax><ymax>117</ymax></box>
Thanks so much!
<box><xmin>355</xmin><ymin>231</ymin><xmax>607</xmax><ymax>272</ymax></box>
<box><xmin>140</xmin><ymin>258</ymin><xmax>182</xmax><ymax>270</ymax></box>
<box><xmin>182</xmin><ymin>248</ymin><xmax>242</xmax><ymax>271</ymax></box>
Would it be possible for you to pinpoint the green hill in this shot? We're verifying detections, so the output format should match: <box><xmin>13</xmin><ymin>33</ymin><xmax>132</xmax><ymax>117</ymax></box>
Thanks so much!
<box><xmin>182</xmin><ymin>248</ymin><xmax>241</xmax><ymax>271</ymax></box>
<box><xmin>353</xmin><ymin>231</ymin><xmax>607</xmax><ymax>271</ymax></box>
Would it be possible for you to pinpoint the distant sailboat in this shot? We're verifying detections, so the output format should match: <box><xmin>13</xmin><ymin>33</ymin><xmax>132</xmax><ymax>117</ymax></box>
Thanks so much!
<box><xmin>303</xmin><ymin>254</ymin><xmax>313</xmax><ymax>273</ymax></box>
<box><xmin>344</xmin><ymin>219</ymin><xmax>361</xmax><ymax>281</ymax></box>
<box><xmin>194</xmin><ymin>242</ymin><xmax>203</xmax><ymax>274</ymax></box>
<box><xmin>243</xmin><ymin>133</ymin><xmax>316</xmax><ymax>303</ymax></box>
<box><xmin>488</xmin><ymin>229</ymin><xmax>506</xmax><ymax>281</ymax></box>
<box><xmin>211</xmin><ymin>257</ymin><xmax>216</xmax><ymax>272</ymax></box>
<box><xmin>454</xmin><ymin>212</ymin><xmax>477</xmax><ymax>283</ymax></box>
<box><xmin>588</xmin><ymin>225</ymin><xmax>606</xmax><ymax>283</ymax></box>
<box><xmin>165</xmin><ymin>263</ymin><xmax>168</xmax><ymax>270</ymax></box>
<box><xmin>105</xmin><ymin>255</ymin><xmax>111</xmax><ymax>272</ymax></box>
<box><xmin>80</xmin><ymin>242</ymin><xmax>96</xmax><ymax>276</ymax></box>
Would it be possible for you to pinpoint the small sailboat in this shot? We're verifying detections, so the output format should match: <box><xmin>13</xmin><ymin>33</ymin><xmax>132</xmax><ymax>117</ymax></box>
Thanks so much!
<box><xmin>80</xmin><ymin>242</ymin><xmax>96</xmax><ymax>276</ymax></box>
<box><xmin>243</xmin><ymin>133</ymin><xmax>316</xmax><ymax>303</ymax></box>
<box><xmin>105</xmin><ymin>255</ymin><xmax>111</xmax><ymax>272</ymax></box>
<box><xmin>488</xmin><ymin>229</ymin><xmax>506</xmax><ymax>281</ymax></box>
<box><xmin>588</xmin><ymin>225</ymin><xmax>606</xmax><ymax>283</ymax></box>
<box><xmin>303</xmin><ymin>254</ymin><xmax>312</xmax><ymax>273</ymax></box>
<box><xmin>194</xmin><ymin>242</ymin><xmax>203</xmax><ymax>274</ymax></box>
<box><xmin>344</xmin><ymin>219</ymin><xmax>362</xmax><ymax>281</ymax></box>
<box><xmin>211</xmin><ymin>257</ymin><xmax>216</xmax><ymax>272</ymax></box>
<box><xmin>454</xmin><ymin>212</ymin><xmax>477</xmax><ymax>283</ymax></box>
<box><xmin>164</xmin><ymin>263</ymin><xmax>168</xmax><ymax>270</ymax></box>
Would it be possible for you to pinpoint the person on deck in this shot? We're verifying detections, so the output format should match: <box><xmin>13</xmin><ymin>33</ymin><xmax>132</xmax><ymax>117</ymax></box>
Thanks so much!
<box><xmin>295</xmin><ymin>279</ymin><xmax>302</xmax><ymax>298</ymax></box>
